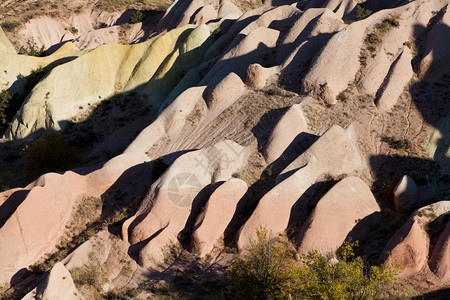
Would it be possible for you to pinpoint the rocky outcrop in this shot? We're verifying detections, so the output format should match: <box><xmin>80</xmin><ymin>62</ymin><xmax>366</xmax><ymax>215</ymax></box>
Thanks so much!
<box><xmin>0</xmin><ymin>41</ymin><xmax>80</xmax><ymax>93</ymax></box>
<box><xmin>376</xmin><ymin>46</ymin><xmax>413</xmax><ymax>111</ymax></box>
<box><xmin>3</xmin><ymin>25</ymin><xmax>211</xmax><ymax>140</ymax></box>
<box><xmin>245</xmin><ymin>63</ymin><xmax>278</xmax><ymax>89</ymax></box>
<box><xmin>204</xmin><ymin>72</ymin><xmax>247</xmax><ymax>111</ymax></box>
<box><xmin>23</xmin><ymin>262</ymin><xmax>82</xmax><ymax>300</ymax></box>
<box><xmin>192</xmin><ymin>178</ymin><xmax>247</xmax><ymax>256</ymax></box>
<box><xmin>393</xmin><ymin>175</ymin><xmax>418</xmax><ymax>213</ymax></box>
<box><xmin>238</xmin><ymin>125</ymin><xmax>362</xmax><ymax>249</ymax></box>
<box><xmin>380</xmin><ymin>201</ymin><xmax>450</xmax><ymax>279</ymax></box>
<box><xmin>123</xmin><ymin>140</ymin><xmax>249</xmax><ymax>267</ymax></box>
<box><xmin>263</xmin><ymin>103</ymin><xmax>308</xmax><ymax>164</ymax></box>
<box><xmin>297</xmin><ymin>176</ymin><xmax>380</xmax><ymax>255</ymax></box>
<box><xmin>301</xmin><ymin>18</ymin><xmax>367</xmax><ymax>105</ymax></box>
<box><xmin>0</xmin><ymin>27</ymin><xmax>16</xmax><ymax>54</ymax></box>
<box><xmin>430</xmin><ymin>222</ymin><xmax>450</xmax><ymax>282</ymax></box>
<box><xmin>0</xmin><ymin>152</ymin><xmax>150</xmax><ymax>287</ymax></box>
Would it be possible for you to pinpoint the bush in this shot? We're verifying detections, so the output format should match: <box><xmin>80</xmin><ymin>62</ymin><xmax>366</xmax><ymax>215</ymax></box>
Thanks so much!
<box><xmin>356</xmin><ymin>5</ymin><xmax>372</xmax><ymax>20</ymax></box>
<box><xmin>24</xmin><ymin>67</ymin><xmax>46</xmax><ymax>92</ymax></box>
<box><xmin>229</xmin><ymin>229</ymin><xmax>398</xmax><ymax>299</ymax></box>
<box><xmin>1</xmin><ymin>20</ymin><xmax>20</xmax><ymax>32</ymax></box>
<box><xmin>0</xmin><ymin>89</ymin><xmax>23</xmax><ymax>135</ymax></box>
<box><xmin>229</xmin><ymin>228</ymin><xmax>301</xmax><ymax>299</ymax></box>
<box><xmin>18</xmin><ymin>45</ymin><xmax>46</xmax><ymax>57</ymax></box>
<box><xmin>297</xmin><ymin>242</ymin><xmax>398</xmax><ymax>299</ymax></box>
<box><xmin>364</xmin><ymin>16</ymin><xmax>400</xmax><ymax>53</ymax></box>
<box><xmin>0</xmin><ymin>67</ymin><xmax>46</xmax><ymax>134</ymax></box>
<box><xmin>0</xmin><ymin>90</ymin><xmax>12</xmax><ymax>127</ymax></box>
<box><xmin>71</xmin><ymin>264</ymin><xmax>105</xmax><ymax>287</ymax></box>
<box><xmin>129</xmin><ymin>10</ymin><xmax>143</xmax><ymax>24</ymax></box>
<box><xmin>24</xmin><ymin>132</ymin><xmax>81</xmax><ymax>179</ymax></box>
<box><xmin>381</xmin><ymin>136</ymin><xmax>412</xmax><ymax>150</ymax></box>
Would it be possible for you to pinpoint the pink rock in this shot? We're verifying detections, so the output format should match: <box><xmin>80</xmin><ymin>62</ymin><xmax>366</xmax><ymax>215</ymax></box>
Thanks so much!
<box><xmin>430</xmin><ymin>221</ymin><xmax>450</xmax><ymax>282</ymax></box>
<box><xmin>380</xmin><ymin>201</ymin><xmax>450</xmax><ymax>278</ymax></box>
<box><xmin>393</xmin><ymin>175</ymin><xmax>418</xmax><ymax>213</ymax></box>
<box><xmin>297</xmin><ymin>176</ymin><xmax>380</xmax><ymax>255</ymax></box>
<box><xmin>193</xmin><ymin>178</ymin><xmax>247</xmax><ymax>256</ymax></box>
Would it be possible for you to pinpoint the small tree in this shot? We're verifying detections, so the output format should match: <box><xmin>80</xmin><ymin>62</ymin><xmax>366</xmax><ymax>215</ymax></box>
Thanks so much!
<box><xmin>229</xmin><ymin>228</ymin><xmax>301</xmax><ymax>299</ymax></box>
<box><xmin>129</xmin><ymin>10</ymin><xmax>143</xmax><ymax>24</ymax></box>
<box><xmin>356</xmin><ymin>5</ymin><xmax>372</xmax><ymax>20</ymax></box>
<box><xmin>0</xmin><ymin>90</ymin><xmax>12</xmax><ymax>126</ymax></box>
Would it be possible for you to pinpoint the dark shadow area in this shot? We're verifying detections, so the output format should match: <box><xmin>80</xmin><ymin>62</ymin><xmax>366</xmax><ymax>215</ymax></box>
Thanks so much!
<box><xmin>99</xmin><ymin>150</ymin><xmax>187</xmax><ymax>238</ymax></box>
<box><xmin>0</xmin><ymin>190</ymin><xmax>29</xmax><ymax>227</ymax></box>
<box><xmin>345</xmin><ymin>211</ymin><xmax>382</xmax><ymax>245</ymax></box>
<box><xmin>286</xmin><ymin>177</ymin><xmax>342</xmax><ymax>241</ymax></box>
<box><xmin>155</xmin><ymin>0</ymin><xmax>193</xmax><ymax>31</ymax></box>
<box><xmin>426</xmin><ymin>212</ymin><xmax>449</xmax><ymax>259</ymax></box>
<box><xmin>178</xmin><ymin>183</ymin><xmax>221</xmax><ymax>252</ymax></box>
<box><xmin>10</xmin><ymin>268</ymin><xmax>32</xmax><ymax>287</ymax></box>
<box><xmin>99</xmin><ymin>161</ymin><xmax>153</xmax><ymax>224</ymax></box>
<box><xmin>251</xmin><ymin>107</ymin><xmax>289</xmax><ymax>151</ymax></box>
<box><xmin>115</xmin><ymin>9</ymin><xmax>139</xmax><ymax>25</ymax></box>
<box><xmin>413</xmin><ymin>288</ymin><xmax>450</xmax><ymax>299</ymax></box>
<box><xmin>272</xmin><ymin>0</ymin><xmax>298</xmax><ymax>6</ymax></box>
<box><xmin>131</xmin><ymin>10</ymin><xmax>167</xmax><ymax>43</ymax></box>
<box><xmin>128</xmin><ymin>226</ymin><xmax>168</xmax><ymax>261</ymax></box>
<box><xmin>361</xmin><ymin>0</ymin><xmax>411</xmax><ymax>14</ymax></box>
<box><xmin>272</xmin><ymin>132</ymin><xmax>318</xmax><ymax>183</ymax></box>
<box><xmin>223</xmin><ymin>166</ymin><xmax>279</xmax><ymax>247</ymax></box>
<box><xmin>126</xmin><ymin>183</ymin><xmax>215</xmax><ymax>260</ymax></box>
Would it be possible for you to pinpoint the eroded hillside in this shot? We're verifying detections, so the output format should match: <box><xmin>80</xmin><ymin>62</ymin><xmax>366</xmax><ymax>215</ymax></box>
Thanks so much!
<box><xmin>0</xmin><ymin>0</ymin><xmax>449</xmax><ymax>298</ymax></box>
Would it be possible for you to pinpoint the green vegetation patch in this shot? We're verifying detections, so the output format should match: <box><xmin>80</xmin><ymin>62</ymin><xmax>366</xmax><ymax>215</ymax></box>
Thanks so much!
<box><xmin>364</xmin><ymin>16</ymin><xmax>400</xmax><ymax>53</ymax></box>
<box><xmin>229</xmin><ymin>228</ymin><xmax>398</xmax><ymax>299</ymax></box>
<box><xmin>129</xmin><ymin>10</ymin><xmax>143</xmax><ymax>24</ymax></box>
<box><xmin>381</xmin><ymin>136</ymin><xmax>412</xmax><ymax>150</ymax></box>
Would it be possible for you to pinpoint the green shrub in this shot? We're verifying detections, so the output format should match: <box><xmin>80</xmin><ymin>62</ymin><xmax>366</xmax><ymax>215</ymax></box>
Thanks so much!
<box><xmin>229</xmin><ymin>228</ymin><xmax>301</xmax><ymax>299</ymax></box>
<box><xmin>18</xmin><ymin>45</ymin><xmax>46</xmax><ymax>57</ymax></box>
<box><xmin>229</xmin><ymin>229</ymin><xmax>398</xmax><ymax>299</ymax></box>
<box><xmin>297</xmin><ymin>242</ymin><xmax>398</xmax><ymax>299</ymax></box>
<box><xmin>71</xmin><ymin>264</ymin><xmax>105</xmax><ymax>287</ymax></box>
<box><xmin>70</xmin><ymin>263</ymin><xmax>106</xmax><ymax>298</ymax></box>
<box><xmin>24</xmin><ymin>132</ymin><xmax>82</xmax><ymax>179</ymax></box>
<box><xmin>356</xmin><ymin>5</ymin><xmax>372</xmax><ymax>20</ymax></box>
<box><xmin>365</xmin><ymin>16</ymin><xmax>400</xmax><ymax>53</ymax></box>
<box><xmin>337</xmin><ymin>90</ymin><xmax>349</xmax><ymax>102</ymax></box>
<box><xmin>129</xmin><ymin>10</ymin><xmax>143</xmax><ymax>24</ymax></box>
<box><xmin>24</xmin><ymin>67</ymin><xmax>46</xmax><ymax>92</ymax></box>
<box><xmin>381</xmin><ymin>136</ymin><xmax>412</xmax><ymax>150</ymax></box>
<box><xmin>0</xmin><ymin>90</ymin><xmax>12</xmax><ymax>127</ymax></box>
<box><xmin>0</xmin><ymin>67</ymin><xmax>46</xmax><ymax>134</ymax></box>
<box><xmin>1</xmin><ymin>20</ymin><xmax>20</xmax><ymax>32</ymax></box>
<box><xmin>0</xmin><ymin>89</ymin><xmax>23</xmax><ymax>135</ymax></box>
